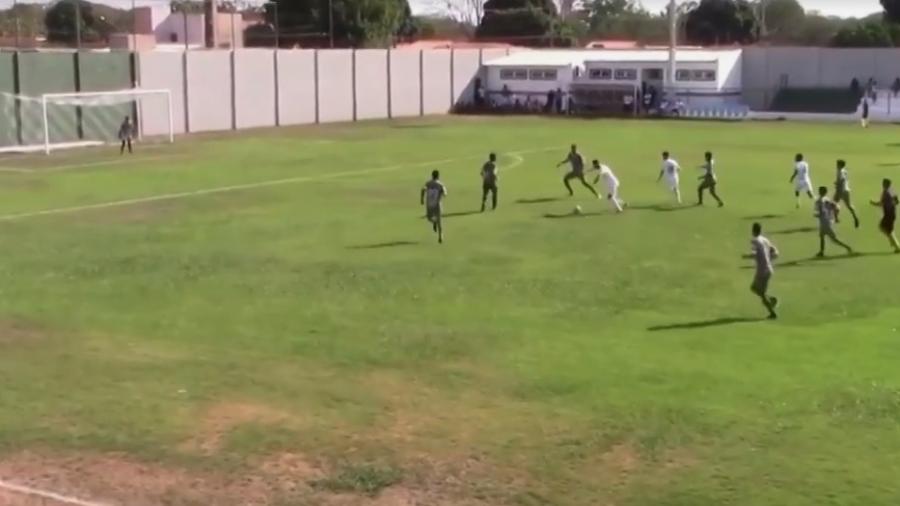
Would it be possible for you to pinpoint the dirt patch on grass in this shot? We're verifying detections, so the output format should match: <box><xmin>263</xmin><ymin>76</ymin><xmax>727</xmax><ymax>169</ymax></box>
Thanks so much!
<box><xmin>180</xmin><ymin>401</ymin><xmax>298</xmax><ymax>455</ymax></box>
<box><xmin>0</xmin><ymin>319</ymin><xmax>48</xmax><ymax>345</ymax></box>
<box><xmin>0</xmin><ymin>451</ymin><xmax>481</xmax><ymax>506</ymax></box>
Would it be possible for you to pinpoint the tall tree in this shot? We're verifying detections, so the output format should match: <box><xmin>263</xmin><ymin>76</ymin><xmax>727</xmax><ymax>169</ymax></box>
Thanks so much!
<box><xmin>755</xmin><ymin>0</ymin><xmax>804</xmax><ymax>40</ymax></box>
<box><xmin>684</xmin><ymin>0</ymin><xmax>757</xmax><ymax>45</ymax></box>
<box><xmin>882</xmin><ymin>0</ymin><xmax>900</xmax><ymax>23</ymax></box>
<box><xmin>832</xmin><ymin>21</ymin><xmax>893</xmax><ymax>47</ymax></box>
<box><xmin>476</xmin><ymin>0</ymin><xmax>559</xmax><ymax>41</ymax></box>
<box><xmin>583</xmin><ymin>0</ymin><xmax>638</xmax><ymax>31</ymax></box>
<box><xmin>268</xmin><ymin>0</ymin><xmax>416</xmax><ymax>47</ymax></box>
<box><xmin>44</xmin><ymin>0</ymin><xmax>111</xmax><ymax>44</ymax></box>
<box><xmin>438</xmin><ymin>0</ymin><xmax>485</xmax><ymax>26</ymax></box>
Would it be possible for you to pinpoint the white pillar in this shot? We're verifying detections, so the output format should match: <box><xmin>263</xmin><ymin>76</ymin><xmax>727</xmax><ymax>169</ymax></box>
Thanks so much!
<box><xmin>668</xmin><ymin>0</ymin><xmax>677</xmax><ymax>89</ymax></box>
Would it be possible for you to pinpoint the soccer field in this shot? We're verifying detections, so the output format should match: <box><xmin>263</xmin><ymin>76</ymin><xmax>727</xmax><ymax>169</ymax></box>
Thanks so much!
<box><xmin>0</xmin><ymin>116</ymin><xmax>899</xmax><ymax>506</ymax></box>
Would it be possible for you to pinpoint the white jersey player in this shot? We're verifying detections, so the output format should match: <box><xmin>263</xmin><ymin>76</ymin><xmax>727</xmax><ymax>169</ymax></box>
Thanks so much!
<box><xmin>657</xmin><ymin>151</ymin><xmax>682</xmax><ymax>204</ymax></box>
<box><xmin>590</xmin><ymin>160</ymin><xmax>626</xmax><ymax>212</ymax></box>
<box><xmin>790</xmin><ymin>153</ymin><xmax>814</xmax><ymax>208</ymax></box>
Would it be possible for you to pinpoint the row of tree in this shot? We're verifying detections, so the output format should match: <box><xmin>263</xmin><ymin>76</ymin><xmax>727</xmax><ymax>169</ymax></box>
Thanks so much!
<box><xmin>3</xmin><ymin>0</ymin><xmax>900</xmax><ymax>48</ymax></box>
<box><xmin>424</xmin><ymin>0</ymin><xmax>900</xmax><ymax>48</ymax></box>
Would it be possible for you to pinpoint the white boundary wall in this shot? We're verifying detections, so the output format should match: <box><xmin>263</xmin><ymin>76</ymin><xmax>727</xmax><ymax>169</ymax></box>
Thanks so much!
<box><xmin>136</xmin><ymin>48</ymin><xmax>510</xmax><ymax>136</ymax></box>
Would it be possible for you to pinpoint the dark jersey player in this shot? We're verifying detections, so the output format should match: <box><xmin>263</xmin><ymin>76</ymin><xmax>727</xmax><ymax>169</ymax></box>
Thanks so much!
<box><xmin>481</xmin><ymin>153</ymin><xmax>499</xmax><ymax>212</ymax></box>
<box><xmin>556</xmin><ymin>144</ymin><xmax>599</xmax><ymax>199</ymax></box>
<box><xmin>118</xmin><ymin>116</ymin><xmax>134</xmax><ymax>155</ymax></box>
<box><xmin>697</xmin><ymin>151</ymin><xmax>724</xmax><ymax>207</ymax></box>
<box><xmin>421</xmin><ymin>170</ymin><xmax>447</xmax><ymax>244</ymax></box>
<box><xmin>871</xmin><ymin>178</ymin><xmax>900</xmax><ymax>253</ymax></box>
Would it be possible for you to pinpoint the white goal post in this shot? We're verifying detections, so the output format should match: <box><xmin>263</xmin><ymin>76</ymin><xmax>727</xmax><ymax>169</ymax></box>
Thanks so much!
<box><xmin>38</xmin><ymin>88</ymin><xmax>174</xmax><ymax>155</ymax></box>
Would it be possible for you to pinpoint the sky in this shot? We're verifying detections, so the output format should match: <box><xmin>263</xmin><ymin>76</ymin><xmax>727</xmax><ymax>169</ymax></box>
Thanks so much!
<box><xmin>409</xmin><ymin>0</ymin><xmax>883</xmax><ymax>19</ymax></box>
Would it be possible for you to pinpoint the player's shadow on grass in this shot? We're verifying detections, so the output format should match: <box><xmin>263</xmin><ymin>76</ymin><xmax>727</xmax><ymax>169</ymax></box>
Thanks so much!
<box><xmin>629</xmin><ymin>204</ymin><xmax>696</xmax><ymax>213</ymax></box>
<box><xmin>778</xmin><ymin>251</ymin><xmax>898</xmax><ymax>267</ymax></box>
<box><xmin>348</xmin><ymin>241</ymin><xmax>419</xmax><ymax>249</ymax></box>
<box><xmin>442</xmin><ymin>210</ymin><xmax>482</xmax><ymax>218</ymax></box>
<box><xmin>516</xmin><ymin>197</ymin><xmax>562</xmax><ymax>205</ymax></box>
<box><xmin>741</xmin><ymin>213</ymin><xmax>785</xmax><ymax>221</ymax></box>
<box><xmin>648</xmin><ymin>317</ymin><xmax>765</xmax><ymax>331</ymax></box>
<box><xmin>647</xmin><ymin>317</ymin><xmax>766</xmax><ymax>332</ymax></box>
<box><xmin>770</xmin><ymin>226</ymin><xmax>817</xmax><ymax>235</ymax></box>
<box><xmin>543</xmin><ymin>211</ymin><xmax>603</xmax><ymax>219</ymax></box>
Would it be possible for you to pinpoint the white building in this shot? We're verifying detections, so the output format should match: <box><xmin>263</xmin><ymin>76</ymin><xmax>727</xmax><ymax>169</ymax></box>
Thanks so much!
<box><xmin>482</xmin><ymin>48</ymin><xmax>745</xmax><ymax>115</ymax></box>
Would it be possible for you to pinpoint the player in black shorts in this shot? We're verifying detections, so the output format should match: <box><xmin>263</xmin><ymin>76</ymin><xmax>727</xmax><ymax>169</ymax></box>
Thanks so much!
<box><xmin>697</xmin><ymin>151</ymin><xmax>724</xmax><ymax>207</ymax></box>
<box><xmin>118</xmin><ymin>116</ymin><xmax>134</xmax><ymax>155</ymax></box>
<box><xmin>481</xmin><ymin>153</ymin><xmax>498</xmax><ymax>212</ymax></box>
<box><xmin>556</xmin><ymin>144</ymin><xmax>599</xmax><ymax>198</ymax></box>
<box><xmin>871</xmin><ymin>178</ymin><xmax>900</xmax><ymax>253</ymax></box>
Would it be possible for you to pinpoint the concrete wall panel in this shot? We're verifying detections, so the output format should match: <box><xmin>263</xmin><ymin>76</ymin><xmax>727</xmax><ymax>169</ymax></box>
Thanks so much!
<box><xmin>389</xmin><ymin>50</ymin><xmax>420</xmax><ymax>118</ymax></box>
<box><xmin>317</xmin><ymin>49</ymin><xmax>354</xmax><ymax>123</ymax></box>
<box><xmin>137</xmin><ymin>51</ymin><xmax>187</xmax><ymax>136</ymax></box>
<box><xmin>874</xmin><ymin>49</ymin><xmax>900</xmax><ymax>86</ymax></box>
<box><xmin>764</xmin><ymin>47</ymin><xmax>820</xmax><ymax>88</ymax></box>
<box><xmin>186</xmin><ymin>51</ymin><xmax>233</xmax><ymax>132</ymax></box>
<box><xmin>422</xmin><ymin>50</ymin><xmax>451</xmax><ymax>114</ymax></box>
<box><xmin>819</xmin><ymin>49</ymin><xmax>875</xmax><ymax>87</ymax></box>
<box><xmin>354</xmin><ymin>50</ymin><xmax>389</xmax><ymax>120</ymax></box>
<box><xmin>452</xmin><ymin>49</ymin><xmax>481</xmax><ymax>106</ymax></box>
<box><xmin>234</xmin><ymin>49</ymin><xmax>276</xmax><ymax>129</ymax></box>
<box><xmin>276</xmin><ymin>50</ymin><xmax>316</xmax><ymax>125</ymax></box>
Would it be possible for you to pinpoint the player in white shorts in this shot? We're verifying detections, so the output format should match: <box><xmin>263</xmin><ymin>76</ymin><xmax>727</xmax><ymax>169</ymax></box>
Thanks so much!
<box><xmin>589</xmin><ymin>160</ymin><xmax>626</xmax><ymax>212</ymax></box>
<box><xmin>657</xmin><ymin>151</ymin><xmax>682</xmax><ymax>204</ymax></box>
<box><xmin>790</xmin><ymin>153</ymin><xmax>814</xmax><ymax>208</ymax></box>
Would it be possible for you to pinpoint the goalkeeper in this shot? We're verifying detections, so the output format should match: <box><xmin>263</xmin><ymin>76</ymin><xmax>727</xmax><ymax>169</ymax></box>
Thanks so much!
<box><xmin>118</xmin><ymin>116</ymin><xmax>134</xmax><ymax>155</ymax></box>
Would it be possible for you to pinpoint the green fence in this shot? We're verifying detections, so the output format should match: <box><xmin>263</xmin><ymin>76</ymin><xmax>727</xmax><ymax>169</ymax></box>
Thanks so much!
<box><xmin>0</xmin><ymin>52</ymin><xmax>135</xmax><ymax>149</ymax></box>
<box><xmin>79</xmin><ymin>52</ymin><xmax>134</xmax><ymax>142</ymax></box>
<box><xmin>0</xmin><ymin>53</ymin><xmax>16</xmax><ymax>147</ymax></box>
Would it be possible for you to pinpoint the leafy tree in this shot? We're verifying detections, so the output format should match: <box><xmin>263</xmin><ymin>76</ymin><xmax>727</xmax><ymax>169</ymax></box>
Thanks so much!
<box><xmin>267</xmin><ymin>0</ymin><xmax>416</xmax><ymax>47</ymax></box>
<box><xmin>244</xmin><ymin>22</ymin><xmax>275</xmax><ymax>46</ymax></box>
<box><xmin>832</xmin><ymin>21</ymin><xmax>893</xmax><ymax>47</ymax></box>
<box><xmin>45</xmin><ymin>0</ymin><xmax>94</xmax><ymax>43</ymax></box>
<box><xmin>882</xmin><ymin>0</ymin><xmax>900</xmax><ymax>23</ymax></box>
<box><xmin>757</xmin><ymin>0</ymin><xmax>805</xmax><ymax>41</ymax></box>
<box><xmin>476</xmin><ymin>0</ymin><xmax>559</xmax><ymax>42</ymax></box>
<box><xmin>684</xmin><ymin>0</ymin><xmax>757</xmax><ymax>45</ymax></box>
<box><xmin>583</xmin><ymin>0</ymin><xmax>639</xmax><ymax>32</ymax></box>
<box><xmin>0</xmin><ymin>4</ymin><xmax>45</xmax><ymax>38</ymax></box>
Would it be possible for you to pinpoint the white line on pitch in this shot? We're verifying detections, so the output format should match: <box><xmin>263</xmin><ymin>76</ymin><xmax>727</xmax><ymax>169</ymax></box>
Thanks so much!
<box><xmin>0</xmin><ymin>479</ymin><xmax>110</xmax><ymax>506</ymax></box>
<box><xmin>0</xmin><ymin>147</ymin><xmax>555</xmax><ymax>222</ymax></box>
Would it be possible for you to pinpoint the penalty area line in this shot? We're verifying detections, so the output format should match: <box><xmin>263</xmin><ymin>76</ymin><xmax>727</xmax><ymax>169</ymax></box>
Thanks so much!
<box><xmin>0</xmin><ymin>479</ymin><xmax>111</xmax><ymax>506</ymax></box>
<box><xmin>0</xmin><ymin>146</ymin><xmax>555</xmax><ymax>222</ymax></box>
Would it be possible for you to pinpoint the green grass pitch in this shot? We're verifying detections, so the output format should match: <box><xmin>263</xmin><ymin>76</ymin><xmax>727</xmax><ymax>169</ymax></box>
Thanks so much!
<box><xmin>0</xmin><ymin>116</ymin><xmax>899</xmax><ymax>505</ymax></box>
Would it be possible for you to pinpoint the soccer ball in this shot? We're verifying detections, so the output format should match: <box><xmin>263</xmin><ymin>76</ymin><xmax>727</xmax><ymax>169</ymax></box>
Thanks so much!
<box><xmin>574</xmin><ymin>205</ymin><xmax>583</xmax><ymax>215</ymax></box>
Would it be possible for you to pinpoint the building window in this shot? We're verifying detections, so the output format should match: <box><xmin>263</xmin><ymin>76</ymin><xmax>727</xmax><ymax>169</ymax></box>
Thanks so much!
<box><xmin>529</xmin><ymin>69</ymin><xmax>558</xmax><ymax>81</ymax></box>
<box><xmin>676</xmin><ymin>69</ymin><xmax>717</xmax><ymax>82</ymax></box>
<box><xmin>499</xmin><ymin>68</ymin><xmax>528</xmax><ymax>80</ymax></box>
<box><xmin>693</xmin><ymin>69</ymin><xmax>716</xmax><ymax>81</ymax></box>
<box><xmin>589</xmin><ymin>68</ymin><xmax>613</xmax><ymax>80</ymax></box>
<box><xmin>614</xmin><ymin>68</ymin><xmax>637</xmax><ymax>81</ymax></box>
<box><xmin>644</xmin><ymin>68</ymin><xmax>663</xmax><ymax>80</ymax></box>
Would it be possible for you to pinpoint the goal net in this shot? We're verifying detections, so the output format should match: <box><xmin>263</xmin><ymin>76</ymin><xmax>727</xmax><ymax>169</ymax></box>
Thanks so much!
<box><xmin>0</xmin><ymin>89</ymin><xmax>173</xmax><ymax>154</ymax></box>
